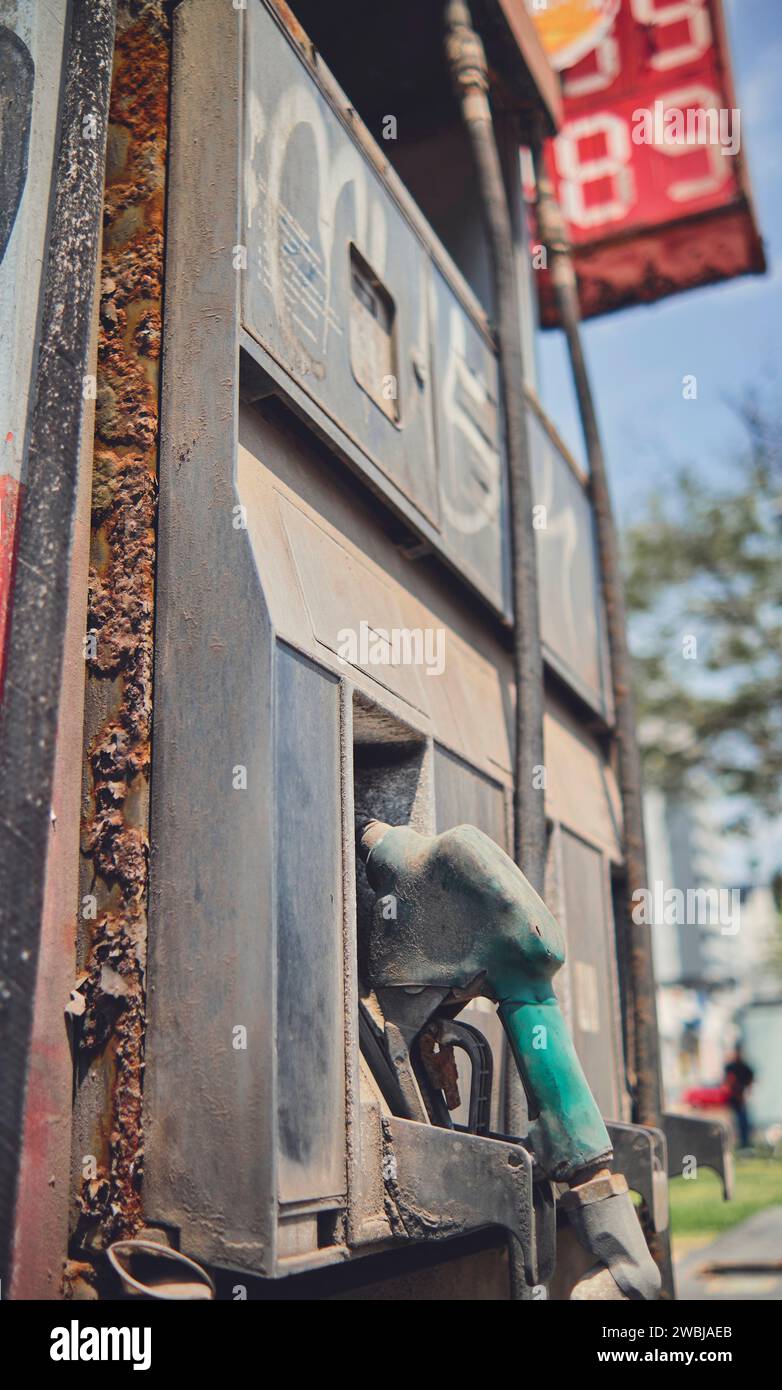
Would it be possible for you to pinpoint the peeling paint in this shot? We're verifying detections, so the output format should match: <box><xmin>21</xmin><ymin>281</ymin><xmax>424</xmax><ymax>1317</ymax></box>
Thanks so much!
<box><xmin>74</xmin><ymin>0</ymin><xmax>169</xmax><ymax>1249</ymax></box>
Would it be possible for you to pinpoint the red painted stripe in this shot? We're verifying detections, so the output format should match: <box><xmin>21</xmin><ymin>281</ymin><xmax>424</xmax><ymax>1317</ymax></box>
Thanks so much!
<box><xmin>0</xmin><ymin>473</ymin><xmax>23</xmax><ymax>698</ymax></box>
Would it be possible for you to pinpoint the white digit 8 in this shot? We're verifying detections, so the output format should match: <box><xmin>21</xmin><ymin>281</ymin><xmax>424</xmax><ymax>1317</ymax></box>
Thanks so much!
<box><xmin>631</xmin><ymin>0</ymin><xmax>711</xmax><ymax>71</ymax></box>
<box><xmin>555</xmin><ymin>114</ymin><xmax>636</xmax><ymax>230</ymax></box>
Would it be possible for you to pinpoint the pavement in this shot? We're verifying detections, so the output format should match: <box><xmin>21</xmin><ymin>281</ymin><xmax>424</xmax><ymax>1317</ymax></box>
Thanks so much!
<box><xmin>674</xmin><ymin>1206</ymin><xmax>782</xmax><ymax>1300</ymax></box>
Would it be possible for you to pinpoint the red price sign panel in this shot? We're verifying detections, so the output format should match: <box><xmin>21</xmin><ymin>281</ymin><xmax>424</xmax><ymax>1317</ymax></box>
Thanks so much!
<box><xmin>533</xmin><ymin>0</ymin><xmax>765</xmax><ymax>323</ymax></box>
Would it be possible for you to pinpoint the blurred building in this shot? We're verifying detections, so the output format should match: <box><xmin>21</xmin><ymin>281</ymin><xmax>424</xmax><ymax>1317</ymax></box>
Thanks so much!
<box><xmin>646</xmin><ymin>788</ymin><xmax>782</xmax><ymax>1135</ymax></box>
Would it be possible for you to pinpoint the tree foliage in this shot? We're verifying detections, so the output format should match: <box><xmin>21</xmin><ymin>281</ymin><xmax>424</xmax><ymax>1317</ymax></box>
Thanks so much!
<box><xmin>624</xmin><ymin>401</ymin><xmax>782</xmax><ymax>837</ymax></box>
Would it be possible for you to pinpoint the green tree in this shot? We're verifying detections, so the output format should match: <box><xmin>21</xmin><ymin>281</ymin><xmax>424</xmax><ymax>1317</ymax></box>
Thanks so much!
<box><xmin>624</xmin><ymin>401</ymin><xmax>782</xmax><ymax>839</ymax></box>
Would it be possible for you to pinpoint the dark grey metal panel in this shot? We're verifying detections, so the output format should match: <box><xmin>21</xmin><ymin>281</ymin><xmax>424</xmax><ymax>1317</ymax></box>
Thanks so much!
<box><xmin>434</xmin><ymin>744</ymin><xmax>508</xmax><ymax>852</ymax></box>
<box><xmin>429</xmin><ymin>264</ymin><xmax>509</xmax><ymax>612</ymax></box>
<box><xmin>559</xmin><ymin>830</ymin><xmax>623</xmax><ymax>1119</ymax></box>
<box><xmin>529</xmin><ymin>409</ymin><xmax>608</xmax><ymax>715</ymax></box>
<box><xmin>243</xmin><ymin>0</ymin><xmax>437</xmax><ymax>527</ymax></box>
<box><xmin>275</xmin><ymin>644</ymin><xmax>345</xmax><ymax>1204</ymax></box>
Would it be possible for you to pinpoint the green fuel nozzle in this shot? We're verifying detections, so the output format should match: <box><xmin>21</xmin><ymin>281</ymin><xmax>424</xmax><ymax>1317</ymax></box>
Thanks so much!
<box><xmin>359</xmin><ymin>820</ymin><xmax>662</xmax><ymax>1299</ymax></box>
<box><xmin>359</xmin><ymin>819</ymin><xmax>611</xmax><ymax>1182</ymax></box>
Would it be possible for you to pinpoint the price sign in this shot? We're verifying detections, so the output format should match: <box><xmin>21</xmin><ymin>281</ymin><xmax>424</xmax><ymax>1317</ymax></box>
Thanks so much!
<box><xmin>527</xmin><ymin>0</ymin><xmax>765</xmax><ymax>322</ymax></box>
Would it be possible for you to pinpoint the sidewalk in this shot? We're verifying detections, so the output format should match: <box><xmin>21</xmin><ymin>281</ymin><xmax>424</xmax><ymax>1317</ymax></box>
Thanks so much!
<box><xmin>675</xmin><ymin>1206</ymin><xmax>782</xmax><ymax>1300</ymax></box>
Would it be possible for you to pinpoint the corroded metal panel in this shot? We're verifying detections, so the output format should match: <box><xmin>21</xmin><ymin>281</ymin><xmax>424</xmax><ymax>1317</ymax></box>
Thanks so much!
<box><xmin>243</xmin><ymin>0</ymin><xmax>438</xmax><ymax>526</ymax></box>
<box><xmin>74</xmin><ymin>0</ymin><xmax>171</xmax><ymax>1252</ymax></box>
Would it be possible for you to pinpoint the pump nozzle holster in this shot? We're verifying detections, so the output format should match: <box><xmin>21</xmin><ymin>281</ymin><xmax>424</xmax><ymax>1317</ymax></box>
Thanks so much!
<box><xmin>359</xmin><ymin>820</ymin><xmax>661</xmax><ymax>1300</ymax></box>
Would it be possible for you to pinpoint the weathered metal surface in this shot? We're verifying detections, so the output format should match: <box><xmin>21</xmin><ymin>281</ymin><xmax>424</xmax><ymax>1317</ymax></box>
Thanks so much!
<box><xmin>0</xmin><ymin>1</ymin><xmax>63</xmax><ymax>693</ymax></box>
<box><xmin>275</xmin><ymin>645</ymin><xmax>346</xmax><ymax>1204</ymax></box>
<box><xmin>242</xmin><ymin>0</ymin><xmax>512</xmax><ymax>616</ymax></box>
<box><xmin>143</xmin><ymin>0</ymin><xmax>276</xmax><ymax>1275</ymax></box>
<box><xmin>607</xmin><ymin>1120</ymin><xmax>669</xmax><ymax>1233</ymax></box>
<box><xmin>381</xmin><ymin>1115</ymin><xmax>538</xmax><ymax>1284</ymax></box>
<box><xmin>663</xmin><ymin>1112</ymin><xmax>733</xmax><ymax>1200</ymax></box>
<box><xmin>0</xmin><ymin>21</ymin><xmax>34</xmax><ymax>261</ymax></box>
<box><xmin>234</xmin><ymin>403</ymin><xmax>514</xmax><ymax>781</ymax></box>
<box><xmin>0</xmin><ymin>0</ymin><xmax>116</xmax><ymax>1292</ymax></box>
<box><xmin>557</xmin><ymin>828</ymin><xmax>627</xmax><ymax>1121</ymax></box>
<box><xmin>10</xmin><ymin>259</ymin><xmax>97</xmax><ymax>1299</ymax></box>
<box><xmin>243</xmin><ymin>0</ymin><xmax>437</xmax><ymax>523</ymax></box>
<box><xmin>73</xmin><ymin>0</ymin><xmax>169</xmax><ymax>1250</ymax></box>
<box><xmin>429</xmin><ymin>261</ymin><xmax>508</xmax><ymax>607</ymax></box>
<box><xmin>528</xmin><ymin>399</ymin><xmax>610</xmax><ymax>718</ymax></box>
<box><xmin>243</xmin><ymin>0</ymin><xmax>438</xmax><ymax>519</ymax></box>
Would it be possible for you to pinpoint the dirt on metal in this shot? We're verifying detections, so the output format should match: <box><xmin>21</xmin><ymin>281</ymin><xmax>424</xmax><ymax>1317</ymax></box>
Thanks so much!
<box><xmin>77</xmin><ymin>0</ymin><xmax>169</xmax><ymax>1247</ymax></box>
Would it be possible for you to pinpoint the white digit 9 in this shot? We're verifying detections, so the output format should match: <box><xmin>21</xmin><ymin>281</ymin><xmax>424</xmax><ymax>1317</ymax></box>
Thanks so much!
<box><xmin>555</xmin><ymin>114</ymin><xmax>636</xmax><ymax>230</ymax></box>
<box><xmin>631</xmin><ymin>0</ymin><xmax>711</xmax><ymax>71</ymax></box>
<box><xmin>563</xmin><ymin>31</ymin><xmax>620</xmax><ymax>100</ymax></box>
<box><xmin>654</xmin><ymin>85</ymin><xmax>731</xmax><ymax>201</ymax></box>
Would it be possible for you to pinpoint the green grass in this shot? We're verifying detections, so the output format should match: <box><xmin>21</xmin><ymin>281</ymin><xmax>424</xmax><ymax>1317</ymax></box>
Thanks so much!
<box><xmin>669</xmin><ymin>1156</ymin><xmax>782</xmax><ymax>1241</ymax></box>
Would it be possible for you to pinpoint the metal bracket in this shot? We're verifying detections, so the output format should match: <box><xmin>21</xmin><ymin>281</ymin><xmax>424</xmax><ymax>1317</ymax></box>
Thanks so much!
<box><xmin>663</xmin><ymin>1112</ymin><xmax>734</xmax><ymax>1199</ymax></box>
<box><xmin>381</xmin><ymin>1116</ymin><xmax>542</xmax><ymax>1285</ymax></box>
<box><xmin>607</xmin><ymin>1121</ymin><xmax>669</xmax><ymax>1233</ymax></box>
<box><xmin>431</xmin><ymin>1017</ymin><xmax>493</xmax><ymax>1135</ymax></box>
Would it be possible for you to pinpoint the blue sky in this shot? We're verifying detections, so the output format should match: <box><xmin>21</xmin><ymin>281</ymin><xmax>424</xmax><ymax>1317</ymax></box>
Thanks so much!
<box><xmin>535</xmin><ymin>0</ymin><xmax>781</xmax><ymax>879</ymax></box>
<box><xmin>536</xmin><ymin>0</ymin><xmax>781</xmax><ymax>525</ymax></box>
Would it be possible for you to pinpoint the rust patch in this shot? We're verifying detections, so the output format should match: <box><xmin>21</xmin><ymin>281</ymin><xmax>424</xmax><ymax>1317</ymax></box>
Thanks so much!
<box><xmin>419</xmin><ymin>1029</ymin><xmax>461</xmax><ymax>1112</ymax></box>
<box><xmin>76</xmin><ymin>0</ymin><xmax>169</xmax><ymax>1247</ymax></box>
<box><xmin>268</xmin><ymin>0</ymin><xmax>316</xmax><ymax>61</ymax></box>
<box><xmin>62</xmin><ymin>1259</ymin><xmax>100</xmax><ymax>1301</ymax></box>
